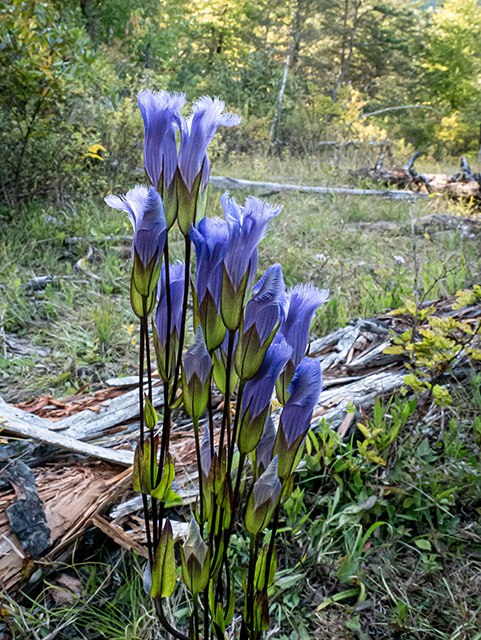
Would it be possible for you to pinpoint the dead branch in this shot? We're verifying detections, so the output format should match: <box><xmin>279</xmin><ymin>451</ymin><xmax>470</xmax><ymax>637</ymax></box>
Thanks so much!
<box><xmin>209</xmin><ymin>176</ymin><xmax>428</xmax><ymax>201</ymax></box>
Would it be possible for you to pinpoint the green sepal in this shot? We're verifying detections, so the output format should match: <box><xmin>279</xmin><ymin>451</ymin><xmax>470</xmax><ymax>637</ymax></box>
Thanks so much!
<box><xmin>191</xmin><ymin>280</ymin><xmax>200</xmax><ymax>334</ymax></box>
<box><xmin>272</xmin><ymin>421</ymin><xmax>307</xmax><ymax>480</ymax></box>
<box><xmin>213</xmin><ymin>602</ymin><xmax>226</xmax><ymax>636</ymax></box>
<box><xmin>152</xmin><ymin>321</ymin><xmax>177</xmax><ymax>382</ymax></box>
<box><xmin>221</xmin><ymin>266</ymin><xmax>249</xmax><ymax>331</ymax></box>
<box><xmin>144</xmin><ymin>394</ymin><xmax>158</xmax><ymax>430</ymax></box>
<box><xmin>212</xmin><ymin>449</ymin><xmax>227</xmax><ymax>494</ymax></box>
<box><xmin>254</xmin><ymin>592</ymin><xmax>270</xmax><ymax>631</ymax></box>
<box><xmin>177</xmin><ymin>169</ymin><xmax>204</xmax><ymax>236</ymax></box>
<box><xmin>210</xmin><ymin>537</ymin><xmax>224</xmax><ymax>577</ymax></box>
<box><xmin>245</xmin><ymin>491</ymin><xmax>276</xmax><ymax>535</ymax></box>
<box><xmin>151</xmin><ymin>519</ymin><xmax>176</xmax><ymax>598</ymax></box>
<box><xmin>237</xmin><ymin>406</ymin><xmax>269</xmax><ymax>454</ymax></box>
<box><xmin>151</xmin><ymin>451</ymin><xmax>175</xmax><ymax>500</ymax></box>
<box><xmin>275</xmin><ymin>361</ymin><xmax>296</xmax><ymax>406</ymax></box>
<box><xmin>181</xmin><ymin>547</ymin><xmax>210</xmax><ymax>595</ymax></box>
<box><xmin>213</xmin><ymin>347</ymin><xmax>238</xmax><ymax>396</ymax></box>
<box><xmin>165</xmin><ymin>489</ymin><xmax>183</xmax><ymax>508</ymax></box>
<box><xmin>235</xmin><ymin>321</ymin><xmax>278</xmax><ymax>381</ymax></box>
<box><xmin>170</xmin><ymin>391</ymin><xmax>183</xmax><ymax>410</ymax></box>
<box><xmin>162</xmin><ymin>175</ymin><xmax>178</xmax><ymax>230</ymax></box>
<box><xmin>225</xmin><ymin>578</ymin><xmax>236</xmax><ymax>626</ymax></box>
<box><xmin>199</xmin><ymin>290</ymin><xmax>227</xmax><ymax>352</ymax></box>
<box><xmin>254</xmin><ymin>544</ymin><xmax>277</xmax><ymax>591</ymax></box>
<box><xmin>181</xmin><ymin>367</ymin><xmax>211</xmax><ymax>421</ymax></box>
<box><xmin>133</xmin><ymin>436</ymin><xmax>158</xmax><ymax>494</ymax></box>
<box><xmin>132</xmin><ymin>247</ymin><xmax>161</xmax><ymax>298</ymax></box>
<box><xmin>130</xmin><ymin>270</ymin><xmax>157</xmax><ymax>319</ymax></box>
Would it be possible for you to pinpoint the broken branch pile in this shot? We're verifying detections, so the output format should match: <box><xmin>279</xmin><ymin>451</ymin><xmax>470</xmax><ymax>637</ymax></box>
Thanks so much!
<box><xmin>351</xmin><ymin>153</ymin><xmax>481</xmax><ymax>201</ymax></box>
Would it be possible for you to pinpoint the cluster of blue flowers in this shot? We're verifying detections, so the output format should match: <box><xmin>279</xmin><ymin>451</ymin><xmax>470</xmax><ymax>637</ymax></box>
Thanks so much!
<box><xmin>105</xmin><ymin>90</ymin><xmax>328</xmax><ymax>640</ymax></box>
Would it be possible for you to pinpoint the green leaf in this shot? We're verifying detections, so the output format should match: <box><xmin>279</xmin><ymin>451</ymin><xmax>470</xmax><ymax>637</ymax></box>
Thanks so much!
<box><xmin>415</xmin><ymin>539</ymin><xmax>431</xmax><ymax>551</ymax></box>
<box><xmin>151</xmin><ymin>519</ymin><xmax>176</xmax><ymax>598</ymax></box>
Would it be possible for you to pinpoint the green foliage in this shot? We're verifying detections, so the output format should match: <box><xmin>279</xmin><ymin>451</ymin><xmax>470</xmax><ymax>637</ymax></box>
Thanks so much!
<box><xmin>385</xmin><ymin>288</ymin><xmax>481</xmax><ymax>406</ymax></box>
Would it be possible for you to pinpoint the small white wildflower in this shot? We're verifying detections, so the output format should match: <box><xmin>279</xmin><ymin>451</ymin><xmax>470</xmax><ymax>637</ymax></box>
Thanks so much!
<box><xmin>316</xmin><ymin>253</ymin><xmax>329</xmax><ymax>261</ymax></box>
<box><xmin>469</xmin><ymin>233</ymin><xmax>475</xmax><ymax>238</ymax></box>
<box><xmin>393</xmin><ymin>255</ymin><xmax>405</xmax><ymax>264</ymax></box>
<box><xmin>358</xmin><ymin>261</ymin><xmax>365</xmax><ymax>267</ymax></box>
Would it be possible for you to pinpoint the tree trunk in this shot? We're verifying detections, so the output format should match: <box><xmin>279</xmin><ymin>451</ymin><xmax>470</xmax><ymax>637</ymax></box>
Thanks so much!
<box><xmin>332</xmin><ymin>0</ymin><xmax>362</xmax><ymax>102</ymax></box>
<box><xmin>270</xmin><ymin>0</ymin><xmax>298</xmax><ymax>141</ymax></box>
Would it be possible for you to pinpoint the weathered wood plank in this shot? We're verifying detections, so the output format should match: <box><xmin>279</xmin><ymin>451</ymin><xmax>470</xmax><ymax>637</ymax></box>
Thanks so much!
<box><xmin>0</xmin><ymin>409</ymin><xmax>134</xmax><ymax>467</ymax></box>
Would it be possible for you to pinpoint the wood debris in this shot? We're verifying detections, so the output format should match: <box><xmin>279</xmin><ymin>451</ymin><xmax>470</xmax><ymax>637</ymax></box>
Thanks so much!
<box><xmin>350</xmin><ymin>153</ymin><xmax>481</xmax><ymax>201</ymax></box>
<box><xmin>1</xmin><ymin>294</ymin><xmax>479</xmax><ymax>592</ymax></box>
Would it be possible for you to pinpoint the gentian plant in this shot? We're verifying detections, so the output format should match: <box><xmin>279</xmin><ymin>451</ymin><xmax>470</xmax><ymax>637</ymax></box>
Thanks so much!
<box><xmin>105</xmin><ymin>90</ymin><xmax>328</xmax><ymax>640</ymax></box>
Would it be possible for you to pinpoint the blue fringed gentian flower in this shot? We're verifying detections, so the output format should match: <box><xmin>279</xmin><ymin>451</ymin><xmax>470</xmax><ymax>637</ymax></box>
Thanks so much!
<box><xmin>153</xmin><ymin>261</ymin><xmax>185</xmax><ymax>381</ymax></box>
<box><xmin>277</xmin><ymin>283</ymin><xmax>328</xmax><ymax>403</ymax></box>
<box><xmin>235</xmin><ymin>263</ymin><xmax>287</xmax><ymax>380</ymax></box>
<box><xmin>105</xmin><ymin>185</ymin><xmax>167</xmax><ymax>317</ymax></box>
<box><xmin>182</xmin><ymin>327</ymin><xmax>212</xmax><ymax>420</ymax></box>
<box><xmin>237</xmin><ymin>335</ymin><xmax>292</xmax><ymax>454</ymax></box>
<box><xmin>221</xmin><ymin>194</ymin><xmax>283</xmax><ymax>330</ymax></box>
<box><xmin>191</xmin><ymin>216</ymin><xmax>229</xmax><ymax>351</ymax></box>
<box><xmin>273</xmin><ymin>356</ymin><xmax>322</xmax><ymax>479</ymax></box>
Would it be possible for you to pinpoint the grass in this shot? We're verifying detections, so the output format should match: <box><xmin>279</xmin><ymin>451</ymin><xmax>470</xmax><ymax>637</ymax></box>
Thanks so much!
<box><xmin>1</xmin><ymin>152</ymin><xmax>481</xmax><ymax>640</ymax></box>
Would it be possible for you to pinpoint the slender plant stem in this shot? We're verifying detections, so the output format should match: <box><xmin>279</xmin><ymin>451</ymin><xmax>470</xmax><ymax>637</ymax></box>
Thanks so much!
<box><xmin>193</xmin><ymin>417</ymin><xmax>204</xmax><ymax>526</ymax></box>
<box><xmin>262</xmin><ymin>502</ymin><xmax>281</xmax><ymax>593</ymax></box>
<box><xmin>154</xmin><ymin>599</ymin><xmax>192</xmax><ymax>640</ymax></box>
<box><xmin>142</xmin><ymin>492</ymin><xmax>154</xmax><ymax>568</ymax></box>
<box><xmin>158</xmin><ymin>241</ymin><xmax>172</xmax><ymax>469</ymax></box>
<box><xmin>193</xmin><ymin>594</ymin><xmax>200</xmax><ymax>640</ymax></box>
<box><xmin>170</xmin><ymin>236</ymin><xmax>191</xmax><ymax>405</ymax></box>
<box><xmin>246</xmin><ymin>532</ymin><xmax>258</xmax><ymax>637</ymax></box>
<box><xmin>208</xmin><ymin>385</ymin><xmax>215</xmax><ymax>459</ymax></box>
<box><xmin>218</xmin><ymin>330</ymin><xmax>235</xmax><ymax>456</ymax></box>
<box><xmin>227</xmin><ymin>381</ymin><xmax>245</xmax><ymax>479</ymax></box>
<box><xmin>203</xmin><ymin>587</ymin><xmax>209</xmax><ymax>640</ymax></box>
<box><xmin>139</xmin><ymin>317</ymin><xmax>155</xmax><ymax>566</ymax></box>
<box><xmin>142</xmin><ymin>315</ymin><xmax>158</xmax><ymax>548</ymax></box>
<box><xmin>139</xmin><ymin>322</ymin><xmax>145</xmax><ymax>448</ymax></box>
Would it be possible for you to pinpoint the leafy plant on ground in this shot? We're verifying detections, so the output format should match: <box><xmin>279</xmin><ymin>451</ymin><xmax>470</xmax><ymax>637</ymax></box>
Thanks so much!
<box><xmin>385</xmin><ymin>286</ymin><xmax>481</xmax><ymax>406</ymax></box>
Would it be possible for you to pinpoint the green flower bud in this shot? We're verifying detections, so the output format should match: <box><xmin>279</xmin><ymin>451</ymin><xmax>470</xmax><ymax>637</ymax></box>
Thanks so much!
<box><xmin>181</xmin><ymin>519</ymin><xmax>210</xmax><ymax>595</ymax></box>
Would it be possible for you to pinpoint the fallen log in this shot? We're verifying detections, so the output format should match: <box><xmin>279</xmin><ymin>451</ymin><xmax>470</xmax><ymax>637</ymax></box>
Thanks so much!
<box><xmin>0</xmin><ymin>403</ymin><xmax>134</xmax><ymax>467</ymax></box>
<box><xmin>209</xmin><ymin>176</ymin><xmax>428</xmax><ymax>201</ymax></box>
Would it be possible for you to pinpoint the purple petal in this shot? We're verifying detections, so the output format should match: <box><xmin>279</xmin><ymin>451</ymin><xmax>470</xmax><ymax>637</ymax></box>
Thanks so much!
<box><xmin>241</xmin><ymin>335</ymin><xmax>292</xmax><ymax>420</ymax></box>
<box><xmin>191</xmin><ymin>216</ymin><xmax>229</xmax><ymax>307</ymax></box>
<box><xmin>133</xmin><ymin>186</ymin><xmax>167</xmax><ymax>267</ymax></box>
<box><xmin>244</xmin><ymin>264</ymin><xmax>287</xmax><ymax>344</ymax></box>
<box><xmin>178</xmin><ymin>97</ymin><xmax>241</xmax><ymax>192</ymax></box>
<box><xmin>138</xmin><ymin>90</ymin><xmax>186</xmax><ymax>188</ymax></box>
<box><xmin>183</xmin><ymin>327</ymin><xmax>212</xmax><ymax>386</ymax></box>
<box><xmin>105</xmin><ymin>184</ymin><xmax>150</xmax><ymax>232</ymax></box>
<box><xmin>280</xmin><ymin>284</ymin><xmax>329</xmax><ymax>366</ymax></box>
<box><xmin>155</xmin><ymin>261</ymin><xmax>185</xmax><ymax>345</ymax></box>
<box><xmin>221</xmin><ymin>193</ymin><xmax>282</xmax><ymax>291</ymax></box>
<box><xmin>280</xmin><ymin>357</ymin><xmax>322</xmax><ymax>448</ymax></box>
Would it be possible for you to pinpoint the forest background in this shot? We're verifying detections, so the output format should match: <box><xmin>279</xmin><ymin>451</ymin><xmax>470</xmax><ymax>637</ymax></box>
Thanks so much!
<box><xmin>2</xmin><ymin>0</ymin><xmax>481</xmax><ymax>202</ymax></box>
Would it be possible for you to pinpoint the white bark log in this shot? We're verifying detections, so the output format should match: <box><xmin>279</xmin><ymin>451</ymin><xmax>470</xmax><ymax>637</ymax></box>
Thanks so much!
<box><xmin>209</xmin><ymin>176</ymin><xmax>428</xmax><ymax>200</ymax></box>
